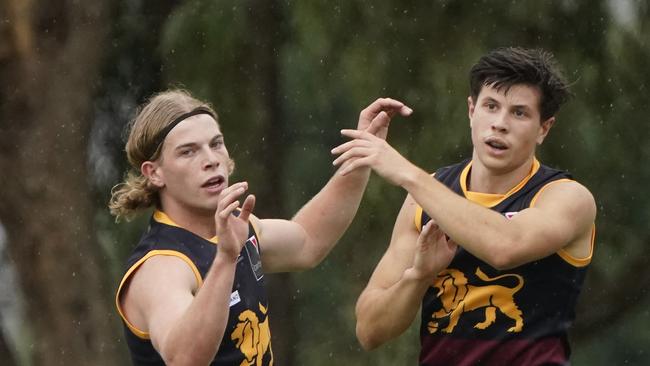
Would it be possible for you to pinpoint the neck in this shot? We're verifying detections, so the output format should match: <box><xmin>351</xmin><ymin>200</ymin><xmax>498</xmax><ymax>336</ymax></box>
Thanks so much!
<box><xmin>468</xmin><ymin>154</ymin><xmax>535</xmax><ymax>195</ymax></box>
<box><xmin>159</xmin><ymin>200</ymin><xmax>216</xmax><ymax>239</ymax></box>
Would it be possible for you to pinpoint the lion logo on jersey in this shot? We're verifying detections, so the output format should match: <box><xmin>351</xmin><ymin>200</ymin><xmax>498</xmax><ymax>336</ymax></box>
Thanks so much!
<box><xmin>427</xmin><ymin>267</ymin><xmax>524</xmax><ymax>334</ymax></box>
<box><xmin>231</xmin><ymin>303</ymin><xmax>273</xmax><ymax>366</ymax></box>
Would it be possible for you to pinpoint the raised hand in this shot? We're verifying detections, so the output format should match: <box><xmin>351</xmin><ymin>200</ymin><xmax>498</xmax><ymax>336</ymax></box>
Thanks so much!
<box><xmin>214</xmin><ymin>181</ymin><xmax>256</xmax><ymax>262</ymax></box>
<box><xmin>331</xmin><ymin>127</ymin><xmax>417</xmax><ymax>186</ymax></box>
<box><xmin>357</xmin><ymin>98</ymin><xmax>413</xmax><ymax>140</ymax></box>
<box><xmin>410</xmin><ymin>221</ymin><xmax>457</xmax><ymax>281</ymax></box>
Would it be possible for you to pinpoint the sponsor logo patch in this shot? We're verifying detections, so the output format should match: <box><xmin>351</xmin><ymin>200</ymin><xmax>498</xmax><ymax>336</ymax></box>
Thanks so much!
<box><xmin>229</xmin><ymin>290</ymin><xmax>241</xmax><ymax>307</ymax></box>
<box><xmin>245</xmin><ymin>235</ymin><xmax>264</xmax><ymax>281</ymax></box>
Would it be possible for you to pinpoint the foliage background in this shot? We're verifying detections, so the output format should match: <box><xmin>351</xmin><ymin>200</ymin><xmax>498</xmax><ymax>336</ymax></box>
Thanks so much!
<box><xmin>1</xmin><ymin>0</ymin><xmax>648</xmax><ymax>365</ymax></box>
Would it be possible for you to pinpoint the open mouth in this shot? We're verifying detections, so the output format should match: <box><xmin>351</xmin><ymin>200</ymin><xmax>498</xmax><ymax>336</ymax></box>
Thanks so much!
<box><xmin>485</xmin><ymin>138</ymin><xmax>508</xmax><ymax>150</ymax></box>
<box><xmin>202</xmin><ymin>175</ymin><xmax>225</xmax><ymax>189</ymax></box>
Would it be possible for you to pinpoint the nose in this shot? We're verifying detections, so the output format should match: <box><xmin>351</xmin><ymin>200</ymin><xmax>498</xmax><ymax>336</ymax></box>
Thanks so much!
<box><xmin>202</xmin><ymin>147</ymin><xmax>220</xmax><ymax>170</ymax></box>
<box><xmin>491</xmin><ymin>112</ymin><xmax>509</xmax><ymax>133</ymax></box>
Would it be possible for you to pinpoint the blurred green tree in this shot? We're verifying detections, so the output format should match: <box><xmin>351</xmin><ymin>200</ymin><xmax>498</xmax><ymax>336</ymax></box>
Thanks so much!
<box><xmin>0</xmin><ymin>0</ymin><xmax>124</xmax><ymax>365</ymax></box>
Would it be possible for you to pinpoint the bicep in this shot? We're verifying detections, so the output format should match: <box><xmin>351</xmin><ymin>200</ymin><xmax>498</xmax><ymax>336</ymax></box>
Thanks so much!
<box><xmin>253</xmin><ymin>215</ymin><xmax>310</xmax><ymax>273</ymax></box>
<box><xmin>509</xmin><ymin>181</ymin><xmax>596</xmax><ymax>263</ymax></box>
<box><xmin>123</xmin><ymin>255</ymin><xmax>198</xmax><ymax>352</ymax></box>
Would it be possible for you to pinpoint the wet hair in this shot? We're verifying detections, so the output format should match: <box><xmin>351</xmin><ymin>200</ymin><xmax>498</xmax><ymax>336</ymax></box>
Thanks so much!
<box><xmin>469</xmin><ymin>47</ymin><xmax>570</xmax><ymax>121</ymax></box>
<box><xmin>109</xmin><ymin>89</ymin><xmax>222</xmax><ymax>221</ymax></box>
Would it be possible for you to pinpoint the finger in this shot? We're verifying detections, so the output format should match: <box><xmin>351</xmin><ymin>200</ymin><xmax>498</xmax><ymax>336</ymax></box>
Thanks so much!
<box><xmin>366</xmin><ymin>111</ymin><xmax>391</xmax><ymax>135</ymax></box>
<box><xmin>421</xmin><ymin>220</ymin><xmax>433</xmax><ymax>235</ymax></box>
<box><xmin>238</xmin><ymin>194</ymin><xmax>256</xmax><ymax>222</ymax></box>
<box><xmin>218</xmin><ymin>184</ymin><xmax>248</xmax><ymax>209</ymax></box>
<box><xmin>418</xmin><ymin>221</ymin><xmax>434</xmax><ymax>246</ymax></box>
<box><xmin>332</xmin><ymin>147</ymin><xmax>372</xmax><ymax>166</ymax></box>
<box><xmin>331</xmin><ymin>139</ymin><xmax>371</xmax><ymax>155</ymax></box>
<box><xmin>341</xmin><ymin>129</ymin><xmax>377</xmax><ymax>141</ymax></box>
<box><xmin>218</xmin><ymin>200</ymin><xmax>241</xmax><ymax>220</ymax></box>
<box><xmin>398</xmin><ymin>104</ymin><xmax>414</xmax><ymax>117</ymax></box>
<box><xmin>218</xmin><ymin>181</ymin><xmax>248</xmax><ymax>202</ymax></box>
<box><xmin>338</xmin><ymin>156</ymin><xmax>372</xmax><ymax>176</ymax></box>
<box><xmin>361</xmin><ymin>98</ymin><xmax>408</xmax><ymax>119</ymax></box>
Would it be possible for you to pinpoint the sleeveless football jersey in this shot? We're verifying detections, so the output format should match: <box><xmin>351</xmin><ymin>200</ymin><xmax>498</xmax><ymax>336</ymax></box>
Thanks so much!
<box><xmin>416</xmin><ymin>159</ymin><xmax>594</xmax><ymax>366</ymax></box>
<box><xmin>116</xmin><ymin>210</ymin><xmax>273</xmax><ymax>365</ymax></box>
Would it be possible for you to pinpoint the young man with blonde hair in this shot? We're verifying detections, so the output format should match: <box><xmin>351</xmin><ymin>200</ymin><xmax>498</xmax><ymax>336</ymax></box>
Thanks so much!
<box><xmin>110</xmin><ymin>89</ymin><xmax>412</xmax><ymax>365</ymax></box>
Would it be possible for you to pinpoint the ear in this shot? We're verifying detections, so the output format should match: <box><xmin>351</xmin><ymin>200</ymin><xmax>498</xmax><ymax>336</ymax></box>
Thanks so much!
<box><xmin>467</xmin><ymin>96</ymin><xmax>475</xmax><ymax>127</ymax></box>
<box><xmin>141</xmin><ymin>161</ymin><xmax>165</xmax><ymax>188</ymax></box>
<box><xmin>537</xmin><ymin>117</ymin><xmax>555</xmax><ymax>145</ymax></box>
<box><xmin>227</xmin><ymin>158</ymin><xmax>236</xmax><ymax>175</ymax></box>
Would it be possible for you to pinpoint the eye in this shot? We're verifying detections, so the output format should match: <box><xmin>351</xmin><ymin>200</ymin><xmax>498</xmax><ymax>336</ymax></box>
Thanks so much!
<box><xmin>485</xmin><ymin>102</ymin><xmax>498</xmax><ymax>111</ymax></box>
<box><xmin>210</xmin><ymin>138</ymin><xmax>224</xmax><ymax>149</ymax></box>
<box><xmin>179</xmin><ymin>148</ymin><xmax>194</xmax><ymax>157</ymax></box>
<box><xmin>513</xmin><ymin>109</ymin><xmax>527</xmax><ymax>118</ymax></box>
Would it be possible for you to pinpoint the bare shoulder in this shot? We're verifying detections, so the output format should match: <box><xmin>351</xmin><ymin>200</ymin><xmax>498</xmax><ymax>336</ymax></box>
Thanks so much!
<box><xmin>533</xmin><ymin>179</ymin><xmax>596</xmax><ymax>222</ymax></box>
<box><xmin>120</xmin><ymin>254</ymin><xmax>199</xmax><ymax>334</ymax></box>
<box><xmin>532</xmin><ymin>180</ymin><xmax>596</xmax><ymax>259</ymax></box>
<box><xmin>130</xmin><ymin>255</ymin><xmax>199</xmax><ymax>296</ymax></box>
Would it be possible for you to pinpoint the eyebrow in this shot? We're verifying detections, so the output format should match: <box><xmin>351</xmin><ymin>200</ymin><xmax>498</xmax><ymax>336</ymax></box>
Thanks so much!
<box><xmin>511</xmin><ymin>104</ymin><xmax>533</xmax><ymax>111</ymax></box>
<box><xmin>482</xmin><ymin>97</ymin><xmax>500</xmax><ymax>104</ymax></box>
<box><xmin>173</xmin><ymin>134</ymin><xmax>223</xmax><ymax>151</ymax></box>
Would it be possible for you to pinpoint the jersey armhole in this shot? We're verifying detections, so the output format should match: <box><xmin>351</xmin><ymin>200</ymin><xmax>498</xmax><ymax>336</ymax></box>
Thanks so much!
<box><xmin>249</xmin><ymin>217</ymin><xmax>263</xmax><ymax>254</ymax></box>
<box><xmin>530</xmin><ymin>179</ymin><xmax>595</xmax><ymax>267</ymax></box>
<box><xmin>115</xmin><ymin>250</ymin><xmax>204</xmax><ymax>339</ymax></box>
<box><xmin>414</xmin><ymin>205</ymin><xmax>423</xmax><ymax>233</ymax></box>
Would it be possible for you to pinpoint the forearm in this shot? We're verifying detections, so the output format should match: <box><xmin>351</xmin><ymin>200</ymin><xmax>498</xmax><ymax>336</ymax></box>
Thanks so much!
<box><xmin>160</xmin><ymin>254</ymin><xmax>237</xmax><ymax>365</ymax></box>
<box><xmin>400</xmin><ymin>168</ymin><xmax>517</xmax><ymax>268</ymax></box>
<box><xmin>356</xmin><ymin>269</ymin><xmax>431</xmax><ymax>350</ymax></box>
<box><xmin>292</xmin><ymin>166</ymin><xmax>371</xmax><ymax>264</ymax></box>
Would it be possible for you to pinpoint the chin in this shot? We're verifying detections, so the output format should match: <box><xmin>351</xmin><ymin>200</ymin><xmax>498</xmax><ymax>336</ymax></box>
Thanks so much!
<box><xmin>477</xmin><ymin>155</ymin><xmax>513</xmax><ymax>173</ymax></box>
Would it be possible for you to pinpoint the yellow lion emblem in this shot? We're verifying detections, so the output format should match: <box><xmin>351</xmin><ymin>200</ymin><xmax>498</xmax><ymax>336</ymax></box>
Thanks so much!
<box><xmin>428</xmin><ymin>267</ymin><xmax>524</xmax><ymax>334</ymax></box>
<box><xmin>231</xmin><ymin>303</ymin><xmax>273</xmax><ymax>366</ymax></box>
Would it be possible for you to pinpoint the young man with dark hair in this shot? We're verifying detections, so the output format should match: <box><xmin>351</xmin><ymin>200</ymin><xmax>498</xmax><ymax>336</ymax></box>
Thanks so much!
<box><xmin>333</xmin><ymin>47</ymin><xmax>595</xmax><ymax>365</ymax></box>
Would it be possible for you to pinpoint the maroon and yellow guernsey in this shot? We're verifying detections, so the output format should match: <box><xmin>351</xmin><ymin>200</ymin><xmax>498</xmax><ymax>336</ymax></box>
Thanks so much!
<box><xmin>416</xmin><ymin>158</ymin><xmax>594</xmax><ymax>366</ymax></box>
<box><xmin>116</xmin><ymin>210</ymin><xmax>273</xmax><ymax>366</ymax></box>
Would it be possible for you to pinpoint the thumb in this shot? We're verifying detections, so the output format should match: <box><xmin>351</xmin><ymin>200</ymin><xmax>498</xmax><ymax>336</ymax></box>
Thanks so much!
<box><xmin>238</xmin><ymin>194</ymin><xmax>256</xmax><ymax>222</ymax></box>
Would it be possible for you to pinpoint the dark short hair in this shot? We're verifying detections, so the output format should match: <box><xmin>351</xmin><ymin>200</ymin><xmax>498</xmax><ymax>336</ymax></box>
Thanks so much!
<box><xmin>469</xmin><ymin>47</ymin><xmax>570</xmax><ymax>121</ymax></box>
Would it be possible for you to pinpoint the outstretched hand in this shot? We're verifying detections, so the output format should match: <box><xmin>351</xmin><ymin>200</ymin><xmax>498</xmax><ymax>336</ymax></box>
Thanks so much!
<box><xmin>331</xmin><ymin>128</ymin><xmax>417</xmax><ymax>186</ymax></box>
<box><xmin>332</xmin><ymin>98</ymin><xmax>418</xmax><ymax>185</ymax></box>
<box><xmin>357</xmin><ymin>98</ymin><xmax>413</xmax><ymax>140</ymax></box>
<box><xmin>214</xmin><ymin>181</ymin><xmax>256</xmax><ymax>262</ymax></box>
<box><xmin>411</xmin><ymin>221</ymin><xmax>457</xmax><ymax>280</ymax></box>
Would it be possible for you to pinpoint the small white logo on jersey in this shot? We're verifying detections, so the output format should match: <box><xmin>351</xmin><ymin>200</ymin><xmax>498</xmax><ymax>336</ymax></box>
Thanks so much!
<box><xmin>248</xmin><ymin>235</ymin><xmax>259</xmax><ymax>253</ymax></box>
<box><xmin>229</xmin><ymin>290</ymin><xmax>241</xmax><ymax>307</ymax></box>
<box><xmin>504</xmin><ymin>212</ymin><xmax>519</xmax><ymax>219</ymax></box>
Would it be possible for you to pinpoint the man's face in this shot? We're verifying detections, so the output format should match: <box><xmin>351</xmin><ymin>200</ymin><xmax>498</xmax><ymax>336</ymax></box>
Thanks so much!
<box><xmin>151</xmin><ymin>114</ymin><xmax>231</xmax><ymax>214</ymax></box>
<box><xmin>468</xmin><ymin>83</ymin><xmax>554</xmax><ymax>174</ymax></box>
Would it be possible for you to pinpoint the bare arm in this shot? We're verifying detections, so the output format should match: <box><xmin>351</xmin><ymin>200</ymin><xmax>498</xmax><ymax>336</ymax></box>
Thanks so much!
<box><xmin>333</xmin><ymin>130</ymin><xmax>596</xmax><ymax>270</ymax></box>
<box><xmin>258</xmin><ymin>99</ymin><xmax>413</xmax><ymax>273</ymax></box>
<box><xmin>120</xmin><ymin>183</ymin><xmax>255</xmax><ymax>365</ymax></box>
<box><xmin>401</xmin><ymin>171</ymin><xmax>595</xmax><ymax>269</ymax></box>
<box><xmin>355</xmin><ymin>195</ymin><xmax>456</xmax><ymax>350</ymax></box>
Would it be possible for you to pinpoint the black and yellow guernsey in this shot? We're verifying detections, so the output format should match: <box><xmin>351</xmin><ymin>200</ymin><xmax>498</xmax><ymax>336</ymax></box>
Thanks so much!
<box><xmin>116</xmin><ymin>210</ymin><xmax>273</xmax><ymax>366</ymax></box>
<box><xmin>416</xmin><ymin>158</ymin><xmax>594</xmax><ymax>366</ymax></box>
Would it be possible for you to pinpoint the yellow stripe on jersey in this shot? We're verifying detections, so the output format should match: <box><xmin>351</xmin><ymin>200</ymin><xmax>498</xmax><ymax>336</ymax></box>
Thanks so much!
<box><xmin>530</xmin><ymin>179</ymin><xmax>595</xmax><ymax>267</ymax></box>
<box><xmin>154</xmin><ymin>210</ymin><xmax>219</xmax><ymax>244</ymax></box>
<box><xmin>461</xmin><ymin>158</ymin><xmax>541</xmax><ymax>208</ymax></box>
<box><xmin>115</xmin><ymin>250</ymin><xmax>204</xmax><ymax>339</ymax></box>
<box><xmin>556</xmin><ymin>224</ymin><xmax>595</xmax><ymax>267</ymax></box>
<box><xmin>415</xmin><ymin>205</ymin><xmax>424</xmax><ymax>232</ymax></box>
